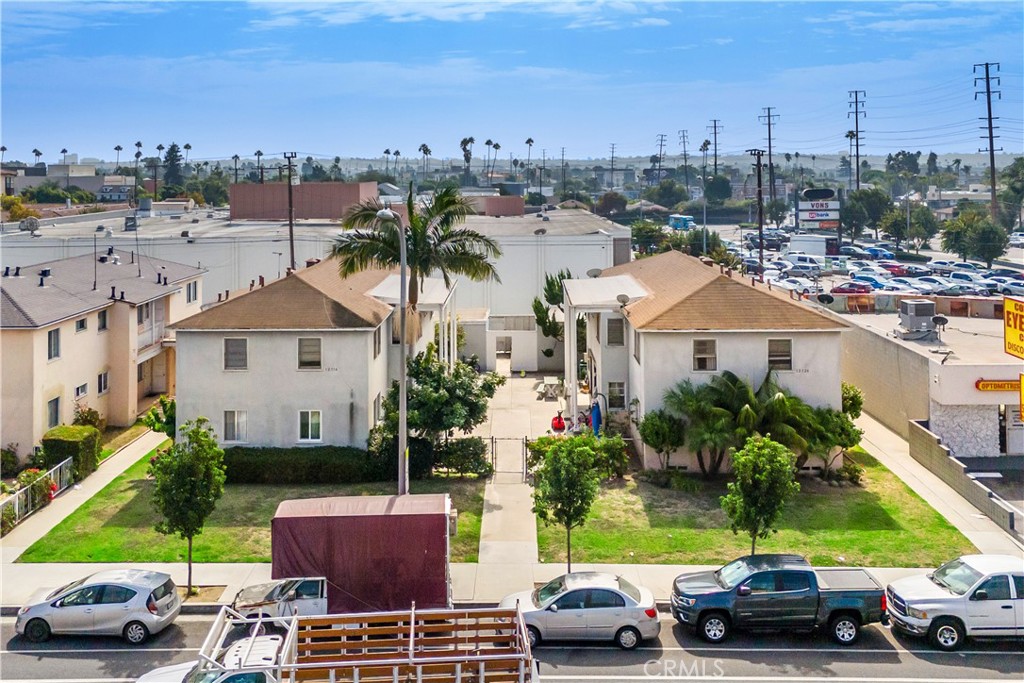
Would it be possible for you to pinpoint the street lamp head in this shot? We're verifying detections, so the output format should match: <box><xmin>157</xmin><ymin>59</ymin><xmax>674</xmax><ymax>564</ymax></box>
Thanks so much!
<box><xmin>376</xmin><ymin>208</ymin><xmax>399</xmax><ymax>222</ymax></box>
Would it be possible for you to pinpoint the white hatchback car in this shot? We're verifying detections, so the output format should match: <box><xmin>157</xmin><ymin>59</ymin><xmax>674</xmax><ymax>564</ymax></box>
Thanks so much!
<box><xmin>499</xmin><ymin>572</ymin><xmax>660</xmax><ymax>650</ymax></box>
<box><xmin>16</xmin><ymin>569</ymin><xmax>180</xmax><ymax>644</ymax></box>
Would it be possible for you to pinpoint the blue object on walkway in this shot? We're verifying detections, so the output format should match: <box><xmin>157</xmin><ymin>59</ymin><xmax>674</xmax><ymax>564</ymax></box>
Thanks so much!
<box><xmin>591</xmin><ymin>401</ymin><xmax>602</xmax><ymax>437</ymax></box>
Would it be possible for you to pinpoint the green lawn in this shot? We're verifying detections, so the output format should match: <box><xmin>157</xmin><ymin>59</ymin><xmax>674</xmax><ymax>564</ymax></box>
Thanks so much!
<box><xmin>98</xmin><ymin>421</ymin><xmax>151</xmax><ymax>463</ymax></box>
<box><xmin>537</xmin><ymin>449</ymin><xmax>977</xmax><ymax>567</ymax></box>
<box><xmin>20</xmin><ymin>451</ymin><xmax>485</xmax><ymax>563</ymax></box>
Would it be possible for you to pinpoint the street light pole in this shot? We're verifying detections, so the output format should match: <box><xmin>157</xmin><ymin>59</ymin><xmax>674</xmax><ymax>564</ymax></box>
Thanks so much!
<box><xmin>376</xmin><ymin>207</ymin><xmax>409</xmax><ymax>496</ymax></box>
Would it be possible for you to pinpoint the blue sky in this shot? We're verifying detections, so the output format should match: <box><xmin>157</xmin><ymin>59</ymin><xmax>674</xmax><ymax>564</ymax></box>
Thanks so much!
<box><xmin>1</xmin><ymin>0</ymin><xmax>1021</xmax><ymax>167</ymax></box>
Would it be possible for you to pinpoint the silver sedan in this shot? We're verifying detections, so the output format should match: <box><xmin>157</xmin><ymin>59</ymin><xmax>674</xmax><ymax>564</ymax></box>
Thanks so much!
<box><xmin>15</xmin><ymin>569</ymin><xmax>181</xmax><ymax>645</ymax></box>
<box><xmin>499</xmin><ymin>572</ymin><xmax>660</xmax><ymax>649</ymax></box>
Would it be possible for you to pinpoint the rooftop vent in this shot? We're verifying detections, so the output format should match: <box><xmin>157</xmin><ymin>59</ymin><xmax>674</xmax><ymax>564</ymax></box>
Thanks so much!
<box><xmin>107</xmin><ymin>246</ymin><xmax>115</xmax><ymax>256</ymax></box>
<box><xmin>40</xmin><ymin>268</ymin><xmax>52</xmax><ymax>278</ymax></box>
<box><xmin>98</xmin><ymin>255</ymin><xmax>108</xmax><ymax>264</ymax></box>
<box><xmin>895</xmin><ymin>298</ymin><xmax>939</xmax><ymax>341</ymax></box>
<box><xmin>2</xmin><ymin>266</ymin><xmax>8</xmax><ymax>277</ymax></box>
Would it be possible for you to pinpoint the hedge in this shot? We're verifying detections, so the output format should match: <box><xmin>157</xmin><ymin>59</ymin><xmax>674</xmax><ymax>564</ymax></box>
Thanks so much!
<box><xmin>41</xmin><ymin>425</ymin><xmax>100</xmax><ymax>481</ymax></box>
<box><xmin>223</xmin><ymin>446</ymin><xmax>376</xmax><ymax>484</ymax></box>
<box><xmin>895</xmin><ymin>251</ymin><xmax>931</xmax><ymax>263</ymax></box>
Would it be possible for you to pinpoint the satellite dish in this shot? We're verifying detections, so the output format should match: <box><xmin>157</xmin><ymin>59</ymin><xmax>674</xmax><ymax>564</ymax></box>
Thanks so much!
<box><xmin>533</xmin><ymin>227</ymin><xmax>547</xmax><ymax>235</ymax></box>
<box><xmin>816</xmin><ymin>293</ymin><xmax>835</xmax><ymax>305</ymax></box>
<box><xmin>586</xmin><ymin>268</ymin><xmax>603</xmax><ymax>278</ymax></box>
<box><xmin>19</xmin><ymin>216</ymin><xmax>40</xmax><ymax>232</ymax></box>
<box><xmin>616</xmin><ymin>294</ymin><xmax>630</xmax><ymax>306</ymax></box>
<box><xmin>932</xmin><ymin>315</ymin><xmax>949</xmax><ymax>327</ymax></box>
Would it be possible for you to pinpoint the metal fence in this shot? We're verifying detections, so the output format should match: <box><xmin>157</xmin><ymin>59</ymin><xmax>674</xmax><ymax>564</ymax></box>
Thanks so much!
<box><xmin>0</xmin><ymin>457</ymin><xmax>74</xmax><ymax>534</ymax></box>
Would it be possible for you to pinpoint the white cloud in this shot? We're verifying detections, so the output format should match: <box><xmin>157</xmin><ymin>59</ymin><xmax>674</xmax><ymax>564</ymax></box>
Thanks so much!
<box><xmin>711</xmin><ymin>37</ymin><xmax>733</xmax><ymax>45</ymax></box>
<box><xmin>634</xmin><ymin>17</ymin><xmax>670</xmax><ymax>27</ymax></box>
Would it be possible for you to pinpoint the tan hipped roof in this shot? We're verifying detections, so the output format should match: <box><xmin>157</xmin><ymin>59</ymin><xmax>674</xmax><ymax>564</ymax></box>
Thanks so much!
<box><xmin>601</xmin><ymin>251</ymin><xmax>846</xmax><ymax>332</ymax></box>
<box><xmin>173</xmin><ymin>259</ymin><xmax>392</xmax><ymax>330</ymax></box>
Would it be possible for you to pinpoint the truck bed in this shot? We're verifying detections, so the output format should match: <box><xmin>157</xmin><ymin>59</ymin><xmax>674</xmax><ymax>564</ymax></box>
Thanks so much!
<box><xmin>814</xmin><ymin>568</ymin><xmax>882</xmax><ymax>592</ymax></box>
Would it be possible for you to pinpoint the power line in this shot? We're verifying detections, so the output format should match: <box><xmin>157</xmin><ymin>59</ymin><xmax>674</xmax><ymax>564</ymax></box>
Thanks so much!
<box><xmin>707</xmin><ymin>119</ymin><xmax>723</xmax><ymax>175</ymax></box>
<box><xmin>759</xmin><ymin>107</ymin><xmax>779</xmax><ymax>202</ymax></box>
<box><xmin>848</xmin><ymin>90</ymin><xmax>866</xmax><ymax>190</ymax></box>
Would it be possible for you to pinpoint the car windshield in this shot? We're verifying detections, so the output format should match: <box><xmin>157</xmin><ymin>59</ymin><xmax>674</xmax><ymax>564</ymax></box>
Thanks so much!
<box><xmin>184</xmin><ymin>666</ymin><xmax>222</xmax><ymax>683</ymax></box>
<box><xmin>533</xmin><ymin>576</ymin><xmax>566</xmax><ymax>606</ymax></box>
<box><xmin>715</xmin><ymin>559</ymin><xmax>754</xmax><ymax>589</ymax></box>
<box><xmin>931</xmin><ymin>558</ymin><xmax>983</xmax><ymax>595</ymax></box>
<box><xmin>47</xmin><ymin>577</ymin><xmax>87</xmax><ymax>600</ymax></box>
<box><xmin>616</xmin><ymin>577</ymin><xmax>642</xmax><ymax>603</ymax></box>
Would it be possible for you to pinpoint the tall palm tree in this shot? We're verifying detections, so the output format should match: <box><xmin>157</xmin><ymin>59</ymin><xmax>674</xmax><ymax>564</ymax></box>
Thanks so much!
<box><xmin>183</xmin><ymin>143</ymin><xmax>192</xmax><ymax>177</ymax></box>
<box><xmin>32</xmin><ymin>149</ymin><xmax>42</xmax><ymax>165</ymax></box>
<box><xmin>418</xmin><ymin>143</ymin><xmax>431</xmax><ymax>176</ymax></box>
<box><xmin>459</xmin><ymin>137</ymin><xmax>475</xmax><ymax>185</ymax></box>
<box><xmin>484</xmin><ymin>139</ymin><xmax>493</xmax><ymax>182</ymax></box>
<box><xmin>331</xmin><ymin>184</ymin><xmax>502</xmax><ymax>343</ymax></box>
<box><xmin>525</xmin><ymin>137</ymin><xmax>534</xmax><ymax>187</ymax></box>
<box><xmin>491</xmin><ymin>142</ymin><xmax>501</xmax><ymax>180</ymax></box>
<box><xmin>114</xmin><ymin>145</ymin><xmax>123</xmax><ymax>172</ymax></box>
<box><xmin>254</xmin><ymin>150</ymin><xmax>264</xmax><ymax>183</ymax></box>
<box><xmin>393</xmin><ymin>150</ymin><xmax>401</xmax><ymax>180</ymax></box>
<box><xmin>383</xmin><ymin>148</ymin><xmax>391</xmax><ymax>176</ymax></box>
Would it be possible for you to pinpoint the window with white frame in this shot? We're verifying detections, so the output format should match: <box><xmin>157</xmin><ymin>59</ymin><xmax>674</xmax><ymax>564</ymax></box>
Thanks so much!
<box><xmin>186</xmin><ymin>281</ymin><xmax>198</xmax><ymax>304</ymax></box>
<box><xmin>633</xmin><ymin>330</ymin><xmax>641</xmax><ymax>363</ymax></box>
<box><xmin>97</xmin><ymin>372</ymin><xmax>109</xmax><ymax>394</ymax></box>
<box><xmin>693</xmin><ymin>339</ymin><xmax>717</xmax><ymax>371</ymax></box>
<box><xmin>299</xmin><ymin>410</ymin><xmax>322</xmax><ymax>441</ymax></box>
<box><xmin>75</xmin><ymin>318</ymin><xmax>87</xmax><ymax>333</ymax></box>
<box><xmin>297</xmin><ymin>338</ymin><xmax>322</xmax><ymax>369</ymax></box>
<box><xmin>608</xmin><ymin>382</ymin><xmax>626</xmax><ymax>409</ymax></box>
<box><xmin>607</xmin><ymin>318</ymin><xmax>625</xmax><ymax>346</ymax></box>
<box><xmin>75</xmin><ymin>383</ymin><xmax>87</xmax><ymax>399</ymax></box>
<box><xmin>47</xmin><ymin>397</ymin><xmax>60</xmax><ymax>428</ymax></box>
<box><xmin>97</xmin><ymin>309</ymin><xmax>108</xmax><ymax>331</ymax></box>
<box><xmin>373</xmin><ymin>327</ymin><xmax>382</xmax><ymax>359</ymax></box>
<box><xmin>768</xmin><ymin>338</ymin><xmax>793</xmax><ymax>371</ymax></box>
<box><xmin>224</xmin><ymin>338</ymin><xmax>248</xmax><ymax>370</ymax></box>
<box><xmin>136</xmin><ymin>302</ymin><xmax>151</xmax><ymax>326</ymax></box>
<box><xmin>47</xmin><ymin>329</ymin><xmax>61</xmax><ymax>360</ymax></box>
<box><xmin>223</xmin><ymin>410</ymin><xmax>247</xmax><ymax>442</ymax></box>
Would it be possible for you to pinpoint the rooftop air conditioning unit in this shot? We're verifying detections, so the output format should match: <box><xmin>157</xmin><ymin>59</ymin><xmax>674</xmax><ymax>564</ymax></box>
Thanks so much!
<box><xmin>899</xmin><ymin>299</ymin><xmax>936</xmax><ymax>331</ymax></box>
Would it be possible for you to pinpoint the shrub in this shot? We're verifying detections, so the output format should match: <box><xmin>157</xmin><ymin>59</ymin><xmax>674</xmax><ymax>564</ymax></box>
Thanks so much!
<box><xmin>1</xmin><ymin>443</ymin><xmax>19</xmax><ymax>478</ymax></box>
<box><xmin>436</xmin><ymin>437</ymin><xmax>493</xmax><ymax>478</ymax></box>
<box><xmin>365</xmin><ymin>426</ymin><xmax>435</xmax><ymax>481</ymax></box>
<box><xmin>223</xmin><ymin>445</ymin><xmax>373</xmax><ymax>484</ymax></box>
<box><xmin>669</xmin><ymin>473</ymin><xmax>704</xmax><ymax>494</ymax></box>
<box><xmin>15</xmin><ymin>468</ymin><xmax>57</xmax><ymax>507</ymax></box>
<box><xmin>9</xmin><ymin>202</ymin><xmax>41</xmax><ymax>221</ymax></box>
<box><xmin>1</xmin><ymin>505</ymin><xmax>15</xmax><ymax>536</ymax></box>
<box><xmin>838</xmin><ymin>460</ymin><xmax>864</xmax><ymax>486</ymax></box>
<box><xmin>527</xmin><ymin>432</ymin><xmax>628</xmax><ymax>480</ymax></box>
<box><xmin>41</xmin><ymin>425</ymin><xmax>100</xmax><ymax>481</ymax></box>
<box><xmin>72</xmin><ymin>401</ymin><xmax>103</xmax><ymax>430</ymax></box>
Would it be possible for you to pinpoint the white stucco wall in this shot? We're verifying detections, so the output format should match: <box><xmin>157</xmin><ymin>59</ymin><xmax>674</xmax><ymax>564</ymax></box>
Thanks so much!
<box><xmin>928</xmin><ymin>401</ymin><xmax>1001</xmax><ymax>458</ymax></box>
<box><xmin>176</xmin><ymin>327</ymin><xmax>388</xmax><ymax>448</ymax></box>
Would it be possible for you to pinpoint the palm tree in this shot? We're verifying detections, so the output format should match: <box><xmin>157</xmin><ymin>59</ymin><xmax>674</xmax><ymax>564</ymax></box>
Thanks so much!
<box><xmin>484</xmin><ymin>139</ymin><xmax>493</xmax><ymax>182</ymax></box>
<box><xmin>491</xmin><ymin>142</ymin><xmax>501</xmax><ymax>181</ymax></box>
<box><xmin>393</xmin><ymin>150</ymin><xmax>401</xmax><ymax>180</ymax></box>
<box><xmin>113</xmin><ymin>145</ymin><xmax>123</xmax><ymax>173</ymax></box>
<box><xmin>418</xmin><ymin>143</ymin><xmax>431</xmax><ymax>176</ymax></box>
<box><xmin>32</xmin><ymin>149</ymin><xmax>42</xmax><ymax>165</ymax></box>
<box><xmin>513</xmin><ymin>158</ymin><xmax>520</xmax><ymax>180</ymax></box>
<box><xmin>952</xmin><ymin>158</ymin><xmax>962</xmax><ymax>186</ymax></box>
<box><xmin>183</xmin><ymin>143</ymin><xmax>192</xmax><ymax>177</ymax></box>
<box><xmin>331</xmin><ymin>184</ymin><xmax>502</xmax><ymax>346</ymax></box>
<box><xmin>254</xmin><ymin>150</ymin><xmax>264</xmax><ymax>183</ymax></box>
<box><xmin>459</xmin><ymin>137</ymin><xmax>475</xmax><ymax>185</ymax></box>
<box><xmin>525</xmin><ymin>137</ymin><xmax>534</xmax><ymax>187</ymax></box>
<box><xmin>383</xmin><ymin>148</ymin><xmax>391</xmax><ymax>176</ymax></box>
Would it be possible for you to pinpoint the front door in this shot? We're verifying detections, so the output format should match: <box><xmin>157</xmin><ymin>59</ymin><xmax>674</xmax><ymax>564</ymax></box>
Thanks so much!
<box><xmin>546</xmin><ymin>590</ymin><xmax>588</xmax><ymax>639</ymax></box>
<box><xmin>92</xmin><ymin>585</ymin><xmax>139</xmax><ymax>635</ymax></box>
<box><xmin>966</xmin><ymin>575</ymin><xmax>1016</xmax><ymax>637</ymax></box>
<box><xmin>50</xmin><ymin>585</ymin><xmax>102</xmax><ymax>634</ymax></box>
<box><xmin>584</xmin><ymin>589</ymin><xmax>626</xmax><ymax>640</ymax></box>
<box><xmin>1013</xmin><ymin>574</ymin><xmax>1024</xmax><ymax>635</ymax></box>
<box><xmin>735</xmin><ymin>572</ymin><xmax>778</xmax><ymax>627</ymax></box>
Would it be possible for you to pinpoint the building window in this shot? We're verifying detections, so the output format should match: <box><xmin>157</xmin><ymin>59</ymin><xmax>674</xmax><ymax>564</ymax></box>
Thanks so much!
<box><xmin>137</xmin><ymin>364</ymin><xmax>144</xmax><ymax>382</ymax></box>
<box><xmin>47</xmin><ymin>397</ymin><xmax>60</xmax><ymax>428</ymax></box>
<box><xmin>608</xmin><ymin>382</ymin><xmax>626</xmax><ymax>409</ymax></box>
<box><xmin>297</xmin><ymin>338</ymin><xmax>322</xmax><ymax>369</ymax></box>
<box><xmin>595</xmin><ymin>317</ymin><xmax>600</xmax><ymax>343</ymax></box>
<box><xmin>373</xmin><ymin>393</ymin><xmax>382</xmax><ymax>424</ymax></box>
<box><xmin>75</xmin><ymin>383</ymin><xmax>87</xmax><ymax>399</ymax></box>
<box><xmin>299</xmin><ymin>410</ymin><xmax>322</xmax><ymax>441</ymax></box>
<box><xmin>75</xmin><ymin>318</ymin><xmax>87</xmax><ymax>333</ymax></box>
<box><xmin>136</xmin><ymin>302</ymin><xmax>151</xmax><ymax>326</ymax></box>
<box><xmin>633</xmin><ymin>330</ymin><xmax>641</xmax><ymax>363</ymax></box>
<box><xmin>97</xmin><ymin>372</ymin><xmax>109</xmax><ymax>394</ymax></box>
<box><xmin>693</xmin><ymin>339</ymin><xmax>717</xmax><ymax>371</ymax></box>
<box><xmin>224</xmin><ymin>410</ymin><xmax>247</xmax><ymax>442</ymax></box>
<box><xmin>224</xmin><ymin>338</ymin><xmax>248</xmax><ymax>370</ymax></box>
<box><xmin>97</xmin><ymin>310</ymin><xmax>108</xmax><ymax>331</ymax></box>
<box><xmin>186</xmin><ymin>281</ymin><xmax>198</xmax><ymax>304</ymax></box>
<box><xmin>48</xmin><ymin>329</ymin><xmax>61</xmax><ymax>360</ymax></box>
<box><xmin>607</xmin><ymin>319</ymin><xmax>625</xmax><ymax>346</ymax></box>
<box><xmin>373</xmin><ymin>327</ymin><xmax>382</xmax><ymax>359</ymax></box>
<box><xmin>768</xmin><ymin>339</ymin><xmax>793</xmax><ymax>371</ymax></box>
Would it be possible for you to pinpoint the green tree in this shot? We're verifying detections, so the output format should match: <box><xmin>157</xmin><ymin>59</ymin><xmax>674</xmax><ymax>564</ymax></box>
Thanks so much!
<box><xmin>638</xmin><ymin>409</ymin><xmax>686</xmax><ymax>469</ymax></box>
<box><xmin>885</xmin><ymin>150</ymin><xmax>921</xmax><ymax>176</ymax></box>
<box><xmin>526</xmin><ymin>191</ymin><xmax>546</xmax><ymax>206</ymax></box>
<box><xmin>967</xmin><ymin>216</ymin><xmax>1009</xmax><ymax>268</ymax></box>
<box><xmin>332</xmin><ymin>183</ymin><xmax>502</xmax><ymax>345</ymax></box>
<box><xmin>631</xmin><ymin>219</ymin><xmax>668</xmax><ymax>254</ymax></box>
<box><xmin>765</xmin><ymin>199</ymin><xmax>788</xmax><ymax>228</ymax></box>
<box><xmin>682</xmin><ymin>228</ymin><xmax>722</xmax><ymax>257</ymax></box>
<box><xmin>926</xmin><ymin>152</ymin><xmax>939</xmax><ymax>176</ymax></box>
<box><xmin>595</xmin><ymin>191</ymin><xmax>627</xmax><ymax>216</ymax></box>
<box><xmin>909</xmin><ymin>204</ymin><xmax>940</xmax><ymax>251</ymax></box>
<box><xmin>997</xmin><ymin>157</ymin><xmax>1024</xmax><ymax>229</ymax></box>
<box><xmin>149</xmin><ymin>417</ymin><xmax>226</xmax><ymax>593</ymax></box>
<box><xmin>840</xmin><ymin>198</ymin><xmax>869</xmax><ymax>243</ymax></box>
<box><xmin>531</xmin><ymin>435</ymin><xmax>601</xmax><ymax>572</ymax></box>
<box><xmin>720</xmin><ymin>435</ymin><xmax>800</xmax><ymax>555</ymax></box>
<box><xmin>940</xmin><ymin>215</ymin><xmax>971</xmax><ymax>261</ymax></box>
<box><xmin>531</xmin><ymin>269</ymin><xmax>583</xmax><ymax>357</ymax></box>
<box><xmin>162</xmin><ymin>143</ymin><xmax>184</xmax><ymax>187</ymax></box>
<box><xmin>142</xmin><ymin>396</ymin><xmax>177</xmax><ymax>438</ymax></box>
<box><xmin>878</xmin><ymin>208</ymin><xmax>907</xmax><ymax>249</ymax></box>
<box><xmin>842</xmin><ymin>382</ymin><xmax>864</xmax><ymax>419</ymax></box>
<box><xmin>642</xmin><ymin>179</ymin><xmax>690</xmax><ymax>208</ymax></box>
<box><xmin>703</xmin><ymin>175</ymin><xmax>732</xmax><ymax>205</ymax></box>
<box><xmin>847</xmin><ymin>188</ymin><xmax>893</xmax><ymax>238</ymax></box>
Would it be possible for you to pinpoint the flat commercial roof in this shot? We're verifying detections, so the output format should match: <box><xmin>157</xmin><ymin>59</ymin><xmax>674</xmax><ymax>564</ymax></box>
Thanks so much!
<box><xmin>837</xmin><ymin>311</ymin><xmax>1013</xmax><ymax>365</ymax></box>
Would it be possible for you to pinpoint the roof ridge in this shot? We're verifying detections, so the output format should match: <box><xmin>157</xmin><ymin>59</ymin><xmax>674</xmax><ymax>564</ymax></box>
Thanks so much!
<box><xmin>1</xmin><ymin>288</ymin><xmax>37</xmax><ymax>327</ymax></box>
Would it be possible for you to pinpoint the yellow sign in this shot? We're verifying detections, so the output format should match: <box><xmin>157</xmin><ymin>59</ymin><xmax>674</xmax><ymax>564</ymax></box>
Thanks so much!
<box><xmin>1020</xmin><ymin>372</ymin><xmax>1023</xmax><ymax>417</ymax></box>
<box><xmin>1006</xmin><ymin>297</ymin><xmax>1024</xmax><ymax>360</ymax></box>
<box><xmin>975</xmin><ymin>379</ymin><xmax>1021</xmax><ymax>392</ymax></box>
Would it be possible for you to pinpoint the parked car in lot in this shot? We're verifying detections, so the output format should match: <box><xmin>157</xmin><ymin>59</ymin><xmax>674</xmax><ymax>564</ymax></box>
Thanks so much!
<box><xmin>886</xmin><ymin>554</ymin><xmax>1024</xmax><ymax>651</ymax></box>
<box><xmin>989</xmin><ymin>277</ymin><xmax>1024</xmax><ymax>295</ymax></box>
<box><xmin>831</xmin><ymin>281</ymin><xmax>874</xmax><ymax>294</ymax></box>
<box><xmin>881</xmin><ymin>282</ymin><xmax>921</xmax><ymax>294</ymax></box>
<box><xmin>901</xmin><ymin>263</ymin><xmax>932</xmax><ymax>277</ymax></box>
<box><xmin>847</xmin><ymin>259</ymin><xmax>875</xmax><ymax>272</ymax></box>
<box><xmin>852</xmin><ymin>274</ymin><xmax>890</xmax><ymax>290</ymax></box>
<box><xmin>949</xmin><ymin>262</ymin><xmax>986</xmax><ymax>275</ymax></box>
<box><xmin>948</xmin><ymin>271</ymin><xmax>1000</xmax><ymax>293</ymax></box>
<box><xmin>849</xmin><ymin>265</ymin><xmax>892</xmax><ymax>280</ymax></box>
<box><xmin>926</xmin><ymin>259</ymin><xmax>957</xmax><ymax>274</ymax></box>
<box><xmin>16</xmin><ymin>569</ymin><xmax>180</xmax><ymax>645</ymax></box>
<box><xmin>786</xmin><ymin>264</ymin><xmax>821</xmax><ymax>279</ymax></box>
<box><xmin>865</xmin><ymin>246</ymin><xmax>895</xmax><ymax>260</ymax></box>
<box><xmin>875</xmin><ymin>260</ymin><xmax>908</xmax><ymax>277</ymax></box>
<box><xmin>839</xmin><ymin>245</ymin><xmax>872</xmax><ymax>258</ymax></box>
<box><xmin>888</xmin><ymin>277</ymin><xmax>939</xmax><ymax>293</ymax></box>
<box><xmin>935</xmin><ymin>283</ymin><xmax>991</xmax><ymax>297</ymax></box>
<box><xmin>1009</xmin><ymin>232</ymin><xmax>1024</xmax><ymax>247</ymax></box>
<box><xmin>917</xmin><ymin>275</ymin><xmax>956</xmax><ymax>290</ymax></box>
<box><xmin>671</xmin><ymin>554</ymin><xmax>886</xmax><ymax>645</ymax></box>
<box><xmin>774</xmin><ymin>277</ymin><xmax>821</xmax><ymax>295</ymax></box>
<box><xmin>499</xmin><ymin>572</ymin><xmax>660</xmax><ymax>650</ymax></box>
<box><xmin>988</xmin><ymin>267</ymin><xmax>1024</xmax><ymax>280</ymax></box>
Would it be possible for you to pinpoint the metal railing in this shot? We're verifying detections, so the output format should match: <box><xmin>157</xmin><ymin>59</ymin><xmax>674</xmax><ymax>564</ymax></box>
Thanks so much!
<box><xmin>0</xmin><ymin>457</ymin><xmax>74</xmax><ymax>534</ymax></box>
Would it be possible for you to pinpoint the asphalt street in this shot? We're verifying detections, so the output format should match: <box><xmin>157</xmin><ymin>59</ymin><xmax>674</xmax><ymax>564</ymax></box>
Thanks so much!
<box><xmin>2</xmin><ymin>615</ymin><xmax>1021</xmax><ymax>682</ymax></box>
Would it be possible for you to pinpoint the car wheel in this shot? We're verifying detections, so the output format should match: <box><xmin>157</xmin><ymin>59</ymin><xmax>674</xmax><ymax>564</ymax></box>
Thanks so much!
<box><xmin>698</xmin><ymin>612</ymin><xmax>730</xmax><ymax>643</ymax></box>
<box><xmin>123</xmin><ymin>621</ymin><xmax>150</xmax><ymax>645</ymax></box>
<box><xmin>615</xmin><ymin>626</ymin><xmax>642</xmax><ymax>650</ymax></box>
<box><xmin>829</xmin><ymin>614</ymin><xmax>860</xmax><ymax>645</ymax></box>
<box><xmin>24</xmin><ymin>618</ymin><xmax>51</xmax><ymax>643</ymax></box>
<box><xmin>526</xmin><ymin>626</ymin><xmax>541</xmax><ymax>649</ymax></box>
<box><xmin>928</xmin><ymin>618</ymin><xmax>964</xmax><ymax>652</ymax></box>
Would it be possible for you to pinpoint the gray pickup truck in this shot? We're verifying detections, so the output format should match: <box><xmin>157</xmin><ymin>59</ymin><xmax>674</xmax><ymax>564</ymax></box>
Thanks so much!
<box><xmin>671</xmin><ymin>554</ymin><xmax>886</xmax><ymax>645</ymax></box>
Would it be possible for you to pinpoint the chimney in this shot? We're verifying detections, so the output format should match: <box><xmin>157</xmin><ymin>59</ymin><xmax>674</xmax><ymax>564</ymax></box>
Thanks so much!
<box><xmin>3</xmin><ymin>266</ymin><xmax>8</xmax><ymax>277</ymax></box>
<box><xmin>224</xmin><ymin>290</ymin><xmax>229</xmax><ymax>300</ymax></box>
<box><xmin>38</xmin><ymin>276</ymin><xmax>45</xmax><ymax>287</ymax></box>
<box><xmin>162</xmin><ymin>275</ymin><xmax>168</xmax><ymax>285</ymax></box>
<box><xmin>120</xmin><ymin>291</ymin><xmax>125</xmax><ymax>300</ymax></box>
<box><xmin>259</xmin><ymin>275</ymin><xmax>265</xmax><ymax>287</ymax></box>
<box><xmin>14</xmin><ymin>266</ymin><xmax>20</xmax><ymax>277</ymax></box>
<box><xmin>217</xmin><ymin>293</ymin><xmax>222</xmax><ymax>302</ymax></box>
<box><xmin>305</xmin><ymin>258</ymin><xmax>321</xmax><ymax>268</ymax></box>
<box><xmin>107</xmin><ymin>246</ymin><xmax>114</xmax><ymax>256</ymax></box>
<box><xmin>110</xmin><ymin>286</ymin><xmax>116</xmax><ymax>299</ymax></box>
<box><xmin>98</xmin><ymin>255</ymin><xmax>108</xmax><ymax>263</ymax></box>
<box><xmin>156</xmin><ymin>272</ymin><xmax>162</xmax><ymax>283</ymax></box>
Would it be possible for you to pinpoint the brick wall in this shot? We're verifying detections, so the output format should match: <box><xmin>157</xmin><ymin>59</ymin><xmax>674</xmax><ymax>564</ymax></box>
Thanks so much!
<box><xmin>229</xmin><ymin>182</ymin><xmax>378</xmax><ymax>220</ymax></box>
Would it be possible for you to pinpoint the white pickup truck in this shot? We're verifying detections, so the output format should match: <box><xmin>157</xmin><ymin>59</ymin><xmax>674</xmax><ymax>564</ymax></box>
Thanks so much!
<box><xmin>230</xmin><ymin>577</ymin><xmax>327</xmax><ymax>620</ymax></box>
<box><xmin>886</xmin><ymin>554</ymin><xmax>1024</xmax><ymax>651</ymax></box>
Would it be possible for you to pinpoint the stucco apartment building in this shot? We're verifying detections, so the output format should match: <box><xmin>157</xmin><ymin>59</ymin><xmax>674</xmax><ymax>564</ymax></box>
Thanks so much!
<box><xmin>563</xmin><ymin>251</ymin><xmax>848</xmax><ymax>471</ymax></box>
<box><xmin>172</xmin><ymin>260</ymin><xmax>456</xmax><ymax>448</ymax></box>
<box><xmin>0</xmin><ymin>250</ymin><xmax>204</xmax><ymax>457</ymax></box>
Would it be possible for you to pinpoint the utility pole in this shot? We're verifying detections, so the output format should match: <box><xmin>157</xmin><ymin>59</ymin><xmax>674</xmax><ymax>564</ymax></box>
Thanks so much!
<box><xmin>707</xmin><ymin>119</ymin><xmax>723</xmax><ymax>175</ymax></box>
<box><xmin>974</xmin><ymin>62</ymin><xmax>1001</xmax><ymax>221</ymax></box>
<box><xmin>759</xmin><ymin>108</ymin><xmax>778</xmax><ymax>202</ymax></box>
<box><xmin>655</xmin><ymin>133</ymin><xmax>667</xmax><ymax>184</ymax></box>
<box><xmin>541</xmin><ymin>149</ymin><xmax>546</xmax><ymax>196</ymax></box>
<box><xmin>284</xmin><ymin>152</ymin><xmax>297</xmax><ymax>272</ymax></box>
<box><xmin>747</xmin><ymin>148</ymin><xmax>766</xmax><ymax>271</ymax></box>
<box><xmin>848</xmin><ymin>90</ymin><xmax>866</xmax><ymax>190</ymax></box>
<box><xmin>560</xmin><ymin>147</ymin><xmax>566</xmax><ymax>196</ymax></box>
<box><xmin>678</xmin><ymin>129</ymin><xmax>690</xmax><ymax>192</ymax></box>
<box><xmin>606</xmin><ymin>141</ymin><xmax>614</xmax><ymax>189</ymax></box>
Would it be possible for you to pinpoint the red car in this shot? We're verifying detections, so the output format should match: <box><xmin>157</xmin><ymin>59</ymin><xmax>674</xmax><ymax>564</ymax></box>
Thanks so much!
<box><xmin>876</xmin><ymin>260</ymin><xmax>908</xmax><ymax>276</ymax></box>
<box><xmin>831</xmin><ymin>281</ymin><xmax>873</xmax><ymax>294</ymax></box>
